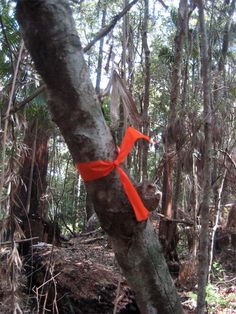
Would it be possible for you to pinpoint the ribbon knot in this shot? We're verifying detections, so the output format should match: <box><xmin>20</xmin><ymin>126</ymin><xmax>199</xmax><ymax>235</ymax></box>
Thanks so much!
<box><xmin>113</xmin><ymin>160</ymin><xmax>119</xmax><ymax>167</ymax></box>
<box><xmin>76</xmin><ymin>127</ymin><xmax>154</xmax><ymax>222</ymax></box>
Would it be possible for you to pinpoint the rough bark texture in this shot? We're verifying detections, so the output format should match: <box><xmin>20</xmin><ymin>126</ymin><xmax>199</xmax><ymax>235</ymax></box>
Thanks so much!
<box><xmin>196</xmin><ymin>1</ymin><xmax>212</xmax><ymax>313</ymax></box>
<box><xmin>16</xmin><ymin>1</ymin><xmax>183</xmax><ymax>313</ymax></box>
<box><xmin>12</xmin><ymin>121</ymin><xmax>49</xmax><ymax>231</ymax></box>
<box><xmin>159</xmin><ymin>0</ymin><xmax>188</xmax><ymax>259</ymax></box>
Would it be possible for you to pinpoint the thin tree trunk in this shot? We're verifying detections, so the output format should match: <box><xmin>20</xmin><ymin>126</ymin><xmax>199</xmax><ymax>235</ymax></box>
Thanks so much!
<box><xmin>218</xmin><ymin>0</ymin><xmax>235</xmax><ymax>73</ymax></box>
<box><xmin>159</xmin><ymin>0</ymin><xmax>188</xmax><ymax>258</ymax></box>
<box><xmin>209</xmin><ymin>169</ymin><xmax>227</xmax><ymax>276</ymax></box>
<box><xmin>191</xmin><ymin>150</ymin><xmax>199</xmax><ymax>256</ymax></box>
<box><xmin>122</xmin><ymin>0</ymin><xmax>128</xmax><ymax>79</ymax></box>
<box><xmin>95</xmin><ymin>6</ymin><xmax>107</xmax><ymax>94</ymax></box>
<box><xmin>196</xmin><ymin>1</ymin><xmax>212</xmax><ymax>313</ymax></box>
<box><xmin>120</xmin><ymin>0</ymin><xmax>129</xmax><ymax>137</ymax></box>
<box><xmin>16</xmin><ymin>1</ymin><xmax>183</xmax><ymax>313</ymax></box>
<box><xmin>26</xmin><ymin>119</ymin><xmax>38</xmax><ymax>214</ymax></box>
<box><xmin>71</xmin><ymin>172</ymin><xmax>80</xmax><ymax>231</ymax></box>
<box><xmin>0</xmin><ymin>42</ymin><xmax>24</xmax><ymax>212</ymax></box>
<box><xmin>11</xmin><ymin>120</ymin><xmax>50</xmax><ymax>246</ymax></box>
<box><xmin>141</xmin><ymin>0</ymin><xmax>150</xmax><ymax>181</ymax></box>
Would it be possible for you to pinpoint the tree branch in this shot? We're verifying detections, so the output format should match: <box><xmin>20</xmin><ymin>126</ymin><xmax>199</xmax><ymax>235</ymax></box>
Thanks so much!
<box><xmin>11</xmin><ymin>84</ymin><xmax>46</xmax><ymax>114</ymax></box>
<box><xmin>84</xmin><ymin>0</ymin><xmax>139</xmax><ymax>53</ymax></box>
<box><xmin>219</xmin><ymin>149</ymin><xmax>236</xmax><ymax>169</ymax></box>
<box><xmin>157</xmin><ymin>0</ymin><xmax>168</xmax><ymax>10</ymax></box>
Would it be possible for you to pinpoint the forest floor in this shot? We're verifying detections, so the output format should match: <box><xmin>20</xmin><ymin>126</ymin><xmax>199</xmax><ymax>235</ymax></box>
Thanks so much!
<box><xmin>0</xmin><ymin>227</ymin><xmax>236</xmax><ymax>314</ymax></box>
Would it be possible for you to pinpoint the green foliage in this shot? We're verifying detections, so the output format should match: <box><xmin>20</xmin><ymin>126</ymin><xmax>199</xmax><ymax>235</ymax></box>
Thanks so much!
<box><xmin>158</xmin><ymin>45</ymin><xmax>174</xmax><ymax>63</ymax></box>
<box><xmin>170</xmin><ymin>8</ymin><xmax>178</xmax><ymax>27</ymax></box>
<box><xmin>188</xmin><ymin>284</ymin><xmax>230</xmax><ymax>313</ymax></box>
<box><xmin>212</xmin><ymin>260</ymin><xmax>224</xmax><ymax>281</ymax></box>
<box><xmin>101</xmin><ymin>96</ymin><xmax>112</xmax><ymax>125</ymax></box>
<box><xmin>0</xmin><ymin>0</ymin><xmax>20</xmax><ymax>80</ymax></box>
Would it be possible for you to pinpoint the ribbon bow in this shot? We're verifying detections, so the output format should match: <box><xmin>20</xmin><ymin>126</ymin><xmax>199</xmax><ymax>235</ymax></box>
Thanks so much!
<box><xmin>76</xmin><ymin>127</ymin><xmax>154</xmax><ymax>221</ymax></box>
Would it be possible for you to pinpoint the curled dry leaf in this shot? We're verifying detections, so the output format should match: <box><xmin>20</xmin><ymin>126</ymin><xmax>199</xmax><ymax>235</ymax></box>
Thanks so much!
<box><xmin>7</xmin><ymin>243</ymin><xmax>22</xmax><ymax>272</ymax></box>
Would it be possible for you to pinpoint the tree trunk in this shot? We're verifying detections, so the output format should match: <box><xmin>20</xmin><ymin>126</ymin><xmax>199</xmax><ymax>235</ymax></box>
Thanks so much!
<box><xmin>196</xmin><ymin>1</ymin><xmax>213</xmax><ymax>313</ymax></box>
<box><xmin>141</xmin><ymin>0</ymin><xmax>150</xmax><ymax>181</ymax></box>
<box><xmin>12</xmin><ymin>120</ymin><xmax>49</xmax><ymax>220</ymax></box>
<box><xmin>95</xmin><ymin>5</ymin><xmax>107</xmax><ymax>94</ymax></box>
<box><xmin>16</xmin><ymin>1</ymin><xmax>183</xmax><ymax>313</ymax></box>
<box><xmin>159</xmin><ymin>0</ymin><xmax>188</xmax><ymax>259</ymax></box>
<box><xmin>11</xmin><ymin>119</ymin><xmax>56</xmax><ymax>247</ymax></box>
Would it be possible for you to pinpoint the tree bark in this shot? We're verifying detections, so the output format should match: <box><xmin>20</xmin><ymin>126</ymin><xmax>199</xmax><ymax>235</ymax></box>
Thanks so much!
<box><xmin>196</xmin><ymin>1</ymin><xmax>212</xmax><ymax>313</ymax></box>
<box><xmin>159</xmin><ymin>0</ymin><xmax>188</xmax><ymax>259</ymax></box>
<box><xmin>141</xmin><ymin>0</ymin><xmax>150</xmax><ymax>181</ymax></box>
<box><xmin>12</xmin><ymin>120</ymin><xmax>49</xmax><ymax>221</ymax></box>
<box><xmin>95</xmin><ymin>5</ymin><xmax>107</xmax><ymax>94</ymax></box>
<box><xmin>16</xmin><ymin>1</ymin><xmax>183</xmax><ymax>313</ymax></box>
<box><xmin>11</xmin><ymin>119</ymin><xmax>56</xmax><ymax>249</ymax></box>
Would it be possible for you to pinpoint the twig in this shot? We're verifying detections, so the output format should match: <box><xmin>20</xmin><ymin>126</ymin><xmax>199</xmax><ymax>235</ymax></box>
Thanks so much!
<box><xmin>34</xmin><ymin>272</ymin><xmax>61</xmax><ymax>291</ymax></box>
<box><xmin>0</xmin><ymin>236</ymin><xmax>39</xmax><ymax>246</ymax></box>
<box><xmin>80</xmin><ymin>227</ymin><xmax>102</xmax><ymax>236</ymax></box>
<box><xmin>84</xmin><ymin>0</ymin><xmax>139</xmax><ymax>53</ymax></box>
<box><xmin>216</xmin><ymin>276</ymin><xmax>236</xmax><ymax>285</ymax></box>
<box><xmin>156</xmin><ymin>213</ymin><xmax>194</xmax><ymax>226</ymax></box>
<box><xmin>113</xmin><ymin>274</ymin><xmax>122</xmax><ymax>314</ymax></box>
<box><xmin>80</xmin><ymin>236</ymin><xmax>104</xmax><ymax>244</ymax></box>
<box><xmin>219</xmin><ymin>149</ymin><xmax>236</xmax><ymax>169</ymax></box>
<box><xmin>59</xmin><ymin>214</ymin><xmax>75</xmax><ymax>236</ymax></box>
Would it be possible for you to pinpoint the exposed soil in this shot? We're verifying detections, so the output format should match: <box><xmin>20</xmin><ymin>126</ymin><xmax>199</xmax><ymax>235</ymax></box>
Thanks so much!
<box><xmin>0</xmin><ymin>228</ymin><xmax>236</xmax><ymax>314</ymax></box>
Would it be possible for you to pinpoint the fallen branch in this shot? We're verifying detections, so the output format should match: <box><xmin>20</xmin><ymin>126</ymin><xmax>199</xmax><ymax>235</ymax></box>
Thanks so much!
<box><xmin>80</xmin><ymin>227</ymin><xmax>102</xmax><ymax>237</ymax></box>
<box><xmin>0</xmin><ymin>236</ymin><xmax>39</xmax><ymax>246</ymax></box>
<box><xmin>79</xmin><ymin>236</ymin><xmax>104</xmax><ymax>244</ymax></box>
<box><xmin>156</xmin><ymin>213</ymin><xmax>194</xmax><ymax>226</ymax></box>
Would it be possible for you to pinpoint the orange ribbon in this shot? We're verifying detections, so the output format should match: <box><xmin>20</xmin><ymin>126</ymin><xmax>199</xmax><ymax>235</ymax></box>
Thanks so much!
<box><xmin>76</xmin><ymin>127</ymin><xmax>154</xmax><ymax>221</ymax></box>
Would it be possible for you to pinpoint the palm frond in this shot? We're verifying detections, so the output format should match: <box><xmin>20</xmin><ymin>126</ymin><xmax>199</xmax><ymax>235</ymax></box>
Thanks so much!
<box><xmin>102</xmin><ymin>70</ymin><xmax>141</xmax><ymax>128</ymax></box>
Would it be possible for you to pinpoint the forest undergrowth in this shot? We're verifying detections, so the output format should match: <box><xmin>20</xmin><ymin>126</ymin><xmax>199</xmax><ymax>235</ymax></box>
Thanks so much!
<box><xmin>0</xmin><ymin>219</ymin><xmax>235</xmax><ymax>314</ymax></box>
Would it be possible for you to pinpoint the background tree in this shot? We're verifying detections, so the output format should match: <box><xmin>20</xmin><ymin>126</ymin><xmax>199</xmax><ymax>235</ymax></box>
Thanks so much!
<box><xmin>196</xmin><ymin>0</ymin><xmax>212</xmax><ymax>313</ymax></box>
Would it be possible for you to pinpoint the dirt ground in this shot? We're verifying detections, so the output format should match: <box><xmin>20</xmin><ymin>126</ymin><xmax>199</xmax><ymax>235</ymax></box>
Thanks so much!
<box><xmin>0</xmin><ymin>228</ymin><xmax>236</xmax><ymax>314</ymax></box>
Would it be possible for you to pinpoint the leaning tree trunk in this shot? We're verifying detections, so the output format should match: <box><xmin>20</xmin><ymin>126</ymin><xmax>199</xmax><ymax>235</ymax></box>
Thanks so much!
<box><xmin>16</xmin><ymin>1</ymin><xmax>183</xmax><ymax>313</ymax></box>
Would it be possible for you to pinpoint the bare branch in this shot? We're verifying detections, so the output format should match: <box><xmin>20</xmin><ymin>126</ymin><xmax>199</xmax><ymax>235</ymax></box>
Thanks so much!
<box><xmin>219</xmin><ymin>149</ymin><xmax>236</xmax><ymax>169</ymax></box>
<box><xmin>157</xmin><ymin>0</ymin><xmax>168</xmax><ymax>10</ymax></box>
<box><xmin>11</xmin><ymin>85</ymin><xmax>46</xmax><ymax>114</ymax></box>
<box><xmin>84</xmin><ymin>0</ymin><xmax>139</xmax><ymax>53</ymax></box>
